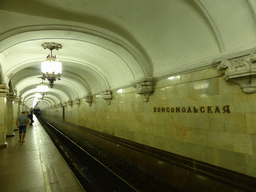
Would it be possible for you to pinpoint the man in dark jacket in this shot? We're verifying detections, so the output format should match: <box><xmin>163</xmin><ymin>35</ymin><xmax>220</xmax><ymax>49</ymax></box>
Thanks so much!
<box><xmin>28</xmin><ymin>111</ymin><xmax>33</xmax><ymax>125</ymax></box>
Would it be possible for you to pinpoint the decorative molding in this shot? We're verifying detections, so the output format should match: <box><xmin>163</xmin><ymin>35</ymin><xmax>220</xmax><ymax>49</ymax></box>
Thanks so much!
<box><xmin>41</xmin><ymin>42</ymin><xmax>62</xmax><ymax>50</ymax></box>
<box><xmin>14</xmin><ymin>98</ymin><xmax>20</xmax><ymax>103</ymax></box>
<box><xmin>85</xmin><ymin>94</ymin><xmax>93</xmax><ymax>106</ymax></box>
<box><xmin>0</xmin><ymin>25</ymin><xmax>151</xmax><ymax>82</ymax></box>
<box><xmin>103</xmin><ymin>90</ymin><xmax>112</xmax><ymax>105</ymax></box>
<box><xmin>218</xmin><ymin>53</ymin><xmax>256</xmax><ymax>94</ymax></box>
<box><xmin>133</xmin><ymin>80</ymin><xmax>154</xmax><ymax>102</ymax></box>
<box><xmin>0</xmin><ymin>84</ymin><xmax>8</xmax><ymax>95</ymax></box>
<box><xmin>7</xmin><ymin>95</ymin><xmax>16</xmax><ymax>101</ymax></box>
<box><xmin>75</xmin><ymin>99</ymin><xmax>81</xmax><ymax>105</ymax></box>
<box><xmin>68</xmin><ymin>100</ymin><xmax>73</xmax><ymax>106</ymax></box>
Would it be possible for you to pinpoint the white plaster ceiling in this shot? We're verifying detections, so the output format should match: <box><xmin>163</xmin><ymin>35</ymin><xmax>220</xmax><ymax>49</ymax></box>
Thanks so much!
<box><xmin>1</xmin><ymin>0</ymin><xmax>256</xmax><ymax>109</ymax></box>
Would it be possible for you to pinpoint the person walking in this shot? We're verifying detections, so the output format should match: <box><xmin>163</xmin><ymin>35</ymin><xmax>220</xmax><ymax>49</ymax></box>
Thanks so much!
<box><xmin>16</xmin><ymin>111</ymin><xmax>29</xmax><ymax>143</ymax></box>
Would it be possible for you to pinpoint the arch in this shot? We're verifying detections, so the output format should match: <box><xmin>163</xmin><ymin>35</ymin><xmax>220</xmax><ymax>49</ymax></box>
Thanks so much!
<box><xmin>1</xmin><ymin>26</ymin><xmax>152</xmax><ymax>79</ymax></box>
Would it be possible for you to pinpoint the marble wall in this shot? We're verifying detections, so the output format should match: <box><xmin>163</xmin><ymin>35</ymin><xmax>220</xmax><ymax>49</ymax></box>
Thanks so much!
<box><xmin>44</xmin><ymin>66</ymin><xmax>256</xmax><ymax>178</ymax></box>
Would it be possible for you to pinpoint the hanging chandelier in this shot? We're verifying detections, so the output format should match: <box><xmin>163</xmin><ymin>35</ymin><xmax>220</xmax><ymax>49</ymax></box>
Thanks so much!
<box><xmin>41</xmin><ymin>42</ymin><xmax>62</xmax><ymax>88</ymax></box>
<box><xmin>35</xmin><ymin>93</ymin><xmax>43</xmax><ymax>100</ymax></box>
<box><xmin>33</xmin><ymin>98</ymin><xmax>40</xmax><ymax>108</ymax></box>
<box><xmin>36</xmin><ymin>81</ymin><xmax>48</xmax><ymax>97</ymax></box>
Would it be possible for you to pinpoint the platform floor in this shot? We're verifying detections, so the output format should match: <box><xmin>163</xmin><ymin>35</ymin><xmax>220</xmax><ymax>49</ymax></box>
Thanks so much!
<box><xmin>0</xmin><ymin>116</ymin><xmax>85</xmax><ymax>192</ymax></box>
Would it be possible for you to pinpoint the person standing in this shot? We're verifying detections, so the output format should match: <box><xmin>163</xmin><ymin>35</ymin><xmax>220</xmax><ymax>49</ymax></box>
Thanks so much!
<box><xmin>16</xmin><ymin>111</ymin><xmax>28</xmax><ymax>143</ymax></box>
<box><xmin>28</xmin><ymin>111</ymin><xmax>34</xmax><ymax>125</ymax></box>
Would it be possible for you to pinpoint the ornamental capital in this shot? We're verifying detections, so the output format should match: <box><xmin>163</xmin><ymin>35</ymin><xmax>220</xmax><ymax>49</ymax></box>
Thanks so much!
<box><xmin>85</xmin><ymin>93</ymin><xmax>93</xmax><ymax>106</ymax></box>
<box><xmin>103</xmin><ymin>90</ymin><xmax>112</xmax><ymax>105</ymax></box>
<box><xmin>133</xmin><ymin>80</ymin><xmax>154</xmax><ymax>102</ymax></box>
<box><xmin>218</xmin><ymin>53</ymin><xmax>256</xmax><ymax>93</ymax></box>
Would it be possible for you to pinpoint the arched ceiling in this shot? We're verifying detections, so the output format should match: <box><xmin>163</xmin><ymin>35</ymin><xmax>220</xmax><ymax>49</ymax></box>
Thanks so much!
<box><xmin>1</xmin><ymin>0</ymin><xmax>256</xmax><ymax>109</ymax></box>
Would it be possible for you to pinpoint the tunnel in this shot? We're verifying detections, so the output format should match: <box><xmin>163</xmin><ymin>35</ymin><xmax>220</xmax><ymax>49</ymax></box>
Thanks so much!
<box><xmin>0</xmin><ymin>1</ymin><xmax>256</xmax><ymax>191</ymax></box>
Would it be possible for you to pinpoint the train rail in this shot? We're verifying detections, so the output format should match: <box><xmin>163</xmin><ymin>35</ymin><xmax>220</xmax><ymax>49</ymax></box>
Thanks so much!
<box><xmin>38</xmin><ymin>117</ymin><xmax>176</xmax><ymax>192</ymax></box>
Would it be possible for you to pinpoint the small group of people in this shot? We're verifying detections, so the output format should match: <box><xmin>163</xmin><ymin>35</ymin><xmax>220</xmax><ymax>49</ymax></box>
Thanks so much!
<box><xmin>16</xmin><ymin>111</ymin><xmax>34</xmax><ymax>143</ymax></box>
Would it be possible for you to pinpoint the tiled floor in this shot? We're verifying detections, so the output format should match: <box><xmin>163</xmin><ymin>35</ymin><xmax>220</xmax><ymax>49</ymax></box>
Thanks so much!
<box><xmin>0</xmin><ymin>116</ymin><xmax>85</xmax><ymax>192</ymax></box>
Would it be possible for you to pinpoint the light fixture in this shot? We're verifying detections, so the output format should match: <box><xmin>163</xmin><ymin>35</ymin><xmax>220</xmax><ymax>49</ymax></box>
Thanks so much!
<box><xmin>33</xmin><ymin>98</ymin><xmax>39</xmax><ymax>108</ymax></box>
<box><xmin>41</xmin><ymin>42</ymin><xmax>62</xmax><ymax>88</ymax></box>
<box><xmin>35</xmin><ymin>93</ymin><xmax>43</xmax><ymax>100</ymax></box>
<box><xmin>36</xmin><ymin>81</ymin><xmax>48</xmax><ymax>97</ymax></box>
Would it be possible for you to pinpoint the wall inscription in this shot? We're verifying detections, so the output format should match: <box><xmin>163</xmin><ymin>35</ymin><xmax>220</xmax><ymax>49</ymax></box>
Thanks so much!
<box><xmin>154</xmin><ymin>105</ymin><xmax>231</xmax><ymax>113</ymax></box>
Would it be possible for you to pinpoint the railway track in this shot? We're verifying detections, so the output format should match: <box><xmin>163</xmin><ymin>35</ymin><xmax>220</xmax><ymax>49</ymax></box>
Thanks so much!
<box><xmin>38</xmin><ymin>117</ymin><xmax>176</xmax><ymax>192</ymax></box>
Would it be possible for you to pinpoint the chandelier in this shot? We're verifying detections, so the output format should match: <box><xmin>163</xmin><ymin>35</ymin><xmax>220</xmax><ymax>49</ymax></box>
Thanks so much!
<box><xmin>36</xmin><ymin>81</ymin><xmax>48</xmax><ymax>97</ymax></box>
<box><xmin>33</xmin><ymin>98</ymin><xmax>40</xmax><ymax>108</ymax></box>
<box><xmin>35</xmin><ymin>93</ymin><xmax>43</xmax><ymax>100</ymax></box>
<box><xmin>41</xmin><ymin>42</ymin><xmax>62</xmax><ymax>88</ymax></box>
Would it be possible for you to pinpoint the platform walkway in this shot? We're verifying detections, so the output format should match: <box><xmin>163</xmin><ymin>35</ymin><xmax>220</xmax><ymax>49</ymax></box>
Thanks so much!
<box><xmin>0</xmin><ymin>115</ymin><xmax>85</xmax><ymax>192</ymax></box>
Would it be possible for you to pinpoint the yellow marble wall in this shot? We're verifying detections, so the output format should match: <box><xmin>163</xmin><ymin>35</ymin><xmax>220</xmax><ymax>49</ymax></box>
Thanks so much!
<box><xmin>45</xmin><ymin>66</ymin><xmax>256</xmax><ymax>178</ymax></box>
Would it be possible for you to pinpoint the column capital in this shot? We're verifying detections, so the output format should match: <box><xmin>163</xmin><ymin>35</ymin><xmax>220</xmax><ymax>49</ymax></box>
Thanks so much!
<box><xmin>0</xmin><ymin>84</ymin><xmax>8</xmax><ymax>96</ymax></box>
<box><xmin>133</xmin><ymin>80</ymin><xmax>155</xmax><ymax>102</ymax></box>
<box><xmin>84</xmin><ymin>93</ymin><xmax>93</xmax><ymax>106</ymax></box>
<box><xmin>103</xmin><ymin>90</ymin><xmax>112</xmax><ymax>105</ymax></box>
<box><xmin>7</xmin><ymin>92</ymin><xmax>16</xmax><ymax>101</ymax></box>
<box><xmin>14</xmin><ymin>98</ymin><xmax>21</xmax><ymax>103</ymax></box>
<box><xmin>218</xmin><ymin>52</ymin><xmax>256</xmax><ymax>94</ymax></box>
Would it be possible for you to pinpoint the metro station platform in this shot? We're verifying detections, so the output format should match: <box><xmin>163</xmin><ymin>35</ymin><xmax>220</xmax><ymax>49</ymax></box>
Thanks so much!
<box><xmin>0</xmin><ymin>116</ymin><xmax>85</xmax><ymax>192</ymax></box>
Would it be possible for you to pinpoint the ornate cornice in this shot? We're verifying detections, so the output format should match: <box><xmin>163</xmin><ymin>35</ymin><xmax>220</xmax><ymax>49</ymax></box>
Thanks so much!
<box><xmin>85</xmin><ymin>94</ymin><xmax>93</xmax><ymax>106</ymax></box>
<box><xmin>103</xmin><ymin>90</ymin><xmax>112</xmax><ymax>105</ymax></box>
<box><xmin>218</xmin><ymin>53</ymin><xmax>256</xmax><ymax>93</ymax></box>
<box><xmin>75</xmin><ymin>99</ymin><xmax>81</xmax><ymax>106</ymax></box>
<box><xmin>133</xmin><ymin>80</ymin><xmax>154</xmax><ymax>102</ymax></box>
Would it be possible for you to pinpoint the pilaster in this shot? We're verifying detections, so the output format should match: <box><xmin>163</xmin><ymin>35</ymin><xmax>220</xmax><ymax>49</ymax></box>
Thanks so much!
<box><xmin>13</xmin><ymin>98</ymin><xmax>21</xmax><ymax>131</ymax></box>
<box><xmin>6</xmin><ymin>93</ymin><xmax>15</xmax><ymax>137</ymax></box>
<box><xmin>0</xmin><ymin>84</ymin><xmax>8</xmax><ymax>148</ymax></box>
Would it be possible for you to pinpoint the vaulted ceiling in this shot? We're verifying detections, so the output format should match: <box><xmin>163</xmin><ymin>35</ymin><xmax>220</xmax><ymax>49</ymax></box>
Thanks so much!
<box><xmin>1</xmin><ymin>0</ymin><xmax>256</xmax><ymax>109</ymax></box>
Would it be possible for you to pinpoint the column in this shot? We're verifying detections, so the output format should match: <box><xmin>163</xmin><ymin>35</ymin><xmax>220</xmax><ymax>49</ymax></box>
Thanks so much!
<box><xmin>13</xmin><ymin>98</ymin><xmax>20</xmax><ymax>131</ymax></box>
<box><xmin>6</xmin><ymin>94</ymin><xmax>15</xmax><ymax>137</ymax></box>
<box><xmin>0</xmin><ymin>84</ymin><xmax>8</xmax><ymax>148</ymax></box>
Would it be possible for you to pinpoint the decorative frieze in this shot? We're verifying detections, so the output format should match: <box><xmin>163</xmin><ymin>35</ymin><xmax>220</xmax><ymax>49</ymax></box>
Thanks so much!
<box><xmin>103</xmin><ymin>90</ymin><xmax>112</xmax><ymax>104</ymax></box>
<box><xmin>133</xmin><ymin>80</ymin><xmax>154</xmax><ymax>102</ymax></box>
<box><xmin>85</xmin><ymin>94</ymin><xmax>93</xmax><ymax>106</ymax></box>
<box><xmin>218</xmin><ymin>53</ymin><xmax>256</xmax><ymax>93</ymax></box>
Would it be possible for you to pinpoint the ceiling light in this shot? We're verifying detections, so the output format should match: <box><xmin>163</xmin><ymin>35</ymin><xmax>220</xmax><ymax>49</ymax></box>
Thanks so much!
<box><xmin>40</xmin><ymin>42</ymin><xmax>62</xmax><ymax>88</ymax></box>
<box><xmin>36</xmin><ymin>82</ymin><xmax>48</xmax><ymax>97</ymax></box>
<box><xmin>35</xmin><ymin>93</ymin><xmax>43</xmax><ymax>100</ymax></box>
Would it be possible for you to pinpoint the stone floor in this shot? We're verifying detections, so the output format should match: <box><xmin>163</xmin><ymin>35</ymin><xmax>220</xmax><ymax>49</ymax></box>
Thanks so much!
<box><xmin>0</xmin><ymin>116</ymin><xmax>85</xmax><ymax>192</ymax></box>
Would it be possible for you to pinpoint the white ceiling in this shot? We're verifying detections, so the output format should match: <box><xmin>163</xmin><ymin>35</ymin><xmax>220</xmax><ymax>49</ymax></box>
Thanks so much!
<box><xmin>1</xmin><ymin>0</ymin><xmax>256</xmax><ymax>109</ymax></box>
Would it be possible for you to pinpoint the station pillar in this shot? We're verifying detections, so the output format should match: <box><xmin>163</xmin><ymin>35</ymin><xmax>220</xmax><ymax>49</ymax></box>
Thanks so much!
<box><xmin>6</xmin><ymin>93</ymin><xmax>15</xmax><ymax>137</ymax></box>
<box><xmin>0</xmin><ymin>84</ymin><xmax>8</xmax><ymax>148</ymax></box>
